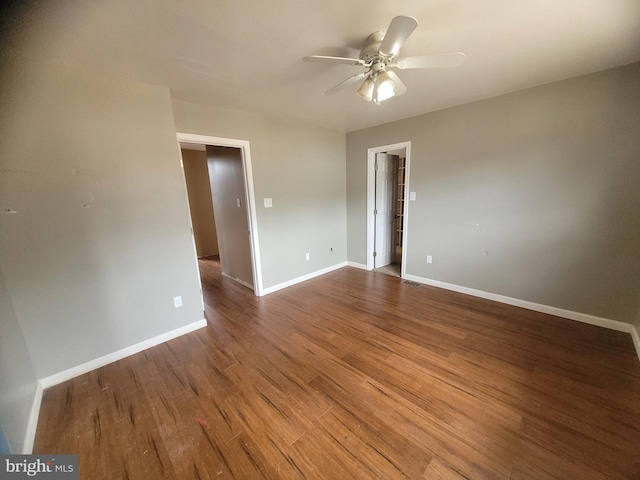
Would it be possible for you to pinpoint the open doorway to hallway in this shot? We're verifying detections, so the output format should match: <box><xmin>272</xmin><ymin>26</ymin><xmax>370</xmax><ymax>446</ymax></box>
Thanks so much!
<box><xmin>178</xmin><ymin>133</ymin><xmax>263</xmax><ymax>296</ymax></box>
<box><xmin>180</xmin><ymin>143</ymin><xmax>253</xmax><ymax>290</ymax></box>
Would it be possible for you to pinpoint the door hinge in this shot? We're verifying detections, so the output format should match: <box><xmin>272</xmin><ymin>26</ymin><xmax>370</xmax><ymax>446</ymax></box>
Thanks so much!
<box><xmin>374</xmin><ymin>209</ymin><xmax>377</xmax><ymax>215</ymax></box>
<box><xmin>374</xmin><ymin>162</ymin><xmax>378</xmax><ymax>170</ymax></box>
<box><xmin>373</xmin><ymin>251</ymin><xmax>377</xmax><ymax>257</ymax></box>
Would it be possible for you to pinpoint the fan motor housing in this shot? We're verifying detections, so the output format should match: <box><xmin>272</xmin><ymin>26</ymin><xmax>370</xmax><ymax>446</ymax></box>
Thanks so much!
<box><xmin>359</xmin><ymin>32</ymin><xmax>387</xmax><ymax>62</ymax></box>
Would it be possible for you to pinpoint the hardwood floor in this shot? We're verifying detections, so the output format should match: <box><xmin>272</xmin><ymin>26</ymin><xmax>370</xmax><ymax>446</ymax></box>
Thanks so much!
<box><xmin>35</xmin><ymin>258</ymin><xmax>640</xmax><ymax>479</ymax></box>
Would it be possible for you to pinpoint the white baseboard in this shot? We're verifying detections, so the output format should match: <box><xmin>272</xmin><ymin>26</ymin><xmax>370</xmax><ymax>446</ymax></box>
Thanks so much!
<box><xmin>39</xmin><ymin>319</ymin><xmax>207</xmax><ymax>390</ymax></box>
<box><xmin>346</xmin><ymin>261</ymin><xmax>368</xmax><ymax>270</ymax></box>
<box><xmin>262</xmin><ymin>262</ymin><xmax>348</xmax><ymax>295</ymax></box>
<box><xmin>632</xmin><ymin>326</ymin><xmax>640</xmax><ymax>363</ymax></box>
<box><xmin>22</xmin><ymin>382</ymin><xmax>43</xmax><ymax>454</ymax></box>
<box><xmin>403</xmin><ymin>274</ymin><xmax>633</xmax><ymax>333</ymax></box>
<box><xmin>221</xmin><ymin>271</ymin><xmax>254</xmax><ymax>290</ymax></box>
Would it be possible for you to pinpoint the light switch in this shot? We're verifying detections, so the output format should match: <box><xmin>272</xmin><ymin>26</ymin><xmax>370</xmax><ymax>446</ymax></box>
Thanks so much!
<box><xmin>410</xmin><ymin>191</ymin><xmax>416</xmax><ymax>201</ymax></box>
<box><xmin>264</xmin><ymin>198</ymin><xmax>273</xmax><ymax>208</ymax></box>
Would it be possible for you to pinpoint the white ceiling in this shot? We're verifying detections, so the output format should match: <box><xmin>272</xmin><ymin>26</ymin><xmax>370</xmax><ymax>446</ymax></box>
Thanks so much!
<box><xmin>5</xmin><ymin>0</ymin><xmax>640</xmax><ymax>132</ymax></box>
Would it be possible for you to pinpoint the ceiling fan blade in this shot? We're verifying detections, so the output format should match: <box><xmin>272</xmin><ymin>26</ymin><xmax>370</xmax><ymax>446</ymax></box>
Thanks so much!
<box><xmin>304</xmin><ymin>55</ymin><xmax>366</xmax><ymax>66</ymax></box>
<box><xmin>325</xmin><ymin>72</ymin><xmax>368</xmax><ymax>95</ymax></box>
<box><xmin>394</xmin><ymin>53</ymin><xmax>466</xmax><ymax>69</ymax></box>
<box><xmin>378</xmin><ymin>16</ymin><xmax>418</xmax><ymax>57</ymax></box>
<box><xmin>386</xmin><ymin>71</ymin><xmax>407</xmax><ymax>96</ymax></box>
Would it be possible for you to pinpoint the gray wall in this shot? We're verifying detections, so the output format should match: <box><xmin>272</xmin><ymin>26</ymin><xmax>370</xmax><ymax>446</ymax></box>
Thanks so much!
<box><xmin>172</xmin><ymin>101</ymin><xmax>347</xmax><ymax>289</ymax></box>
<box><xmin>182</xmin><ymin>149</ymin><xmax>219</xmax><ymax>257</ymax></box>
<box><xmin>0</xmin><ymin>58</ymin><xmax>203</xmax><ymax>379</ymax></box>
<box><xmin>347</xmin><ymin>62</ymin><xmax>640</xmax><ymax>324</ymax></box>
<box><xmin>0</xmin><ymin>265</ymin><xmax>37</xmax><ymax>453</ymax></box>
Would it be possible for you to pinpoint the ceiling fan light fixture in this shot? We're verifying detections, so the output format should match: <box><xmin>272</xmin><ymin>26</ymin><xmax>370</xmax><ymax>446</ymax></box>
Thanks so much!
<box><xmin>375</xmin><ymin>71</ymin><xmax>395</xmax><ymax>102</ymax></box>
<box><xmin>357</xmin><ymin>76</ymin><xmax>375</xmax><ymax>102</ymax></box>
<box><xmin>306</xmin><ymin>15</ymin><xmax>466</xmax><ymax>103</ymax></box>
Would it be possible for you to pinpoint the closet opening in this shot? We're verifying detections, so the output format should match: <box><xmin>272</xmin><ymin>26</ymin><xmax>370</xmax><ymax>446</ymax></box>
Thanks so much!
<box><xmin>366</xmin><ymin>142</ymin><xmax>411</xmax><ymax>278</ymax></box>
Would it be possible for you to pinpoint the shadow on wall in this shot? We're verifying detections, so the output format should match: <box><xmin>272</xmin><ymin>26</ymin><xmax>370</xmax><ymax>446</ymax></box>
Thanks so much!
<box><xmin>0</xmin><ymin>423</ymin><xmax>9</xmax><ymax>453</ymax></box>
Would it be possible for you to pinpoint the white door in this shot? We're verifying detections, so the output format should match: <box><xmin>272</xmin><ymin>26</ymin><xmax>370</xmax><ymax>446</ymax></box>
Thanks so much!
<box><xmin>374</xmin><ymin>153</ymin><xmax>396</xmax><ymax>268</ymax></box>
<box><xmin>206</xmin><ymin>145</ymin><xmax>254</xmax><ymax>288</ymax></box>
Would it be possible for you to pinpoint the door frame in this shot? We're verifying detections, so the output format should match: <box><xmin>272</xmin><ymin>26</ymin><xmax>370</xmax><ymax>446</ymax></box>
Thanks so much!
<box><xmin>177</xmin><ymin>132</ymin><xmax>264</xmax><ymax>296</ymax></box>
<box><xmin>366</xmin><ymin>141</ymin><xmax>411</xmax><ymax>277</ymax></box>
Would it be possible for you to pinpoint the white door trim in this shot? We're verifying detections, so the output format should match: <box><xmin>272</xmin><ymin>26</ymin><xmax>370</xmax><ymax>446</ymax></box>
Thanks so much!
<box><xmin>366</xmin><ymin>141</ymin><xmax>411</xmax><ymax>277</ymax></box>
<box><xmin>177</xmin><ymin>132</ymin><xmax>264</xmax><ymax>296</ymax></box>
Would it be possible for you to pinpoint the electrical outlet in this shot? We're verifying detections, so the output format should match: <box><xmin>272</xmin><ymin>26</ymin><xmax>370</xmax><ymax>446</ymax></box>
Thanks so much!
<box><xmin>173</xmin><ymin>296</ymin><xmax>182</xmax><ymax>308</ymax></box>
<box><xmin>305</xmin><ymin>253</ymin><xmax>310</xmax><ymax>261</ymax></box>
<box><xmin>427</xmin><ymin>255</ymin><xmax>433</xmax><ymax>264</ymax></box>
<box><xmin>264</xmin><ymin>197</ymin><xmax>272</xmax><ymax>208</ymax></box>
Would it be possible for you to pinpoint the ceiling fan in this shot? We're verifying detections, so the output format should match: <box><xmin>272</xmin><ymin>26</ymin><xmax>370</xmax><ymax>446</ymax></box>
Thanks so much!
<box><xmin>304</xmin><ymin>15</ymin><xmax>466</xmax><ymax>104</ymax></box>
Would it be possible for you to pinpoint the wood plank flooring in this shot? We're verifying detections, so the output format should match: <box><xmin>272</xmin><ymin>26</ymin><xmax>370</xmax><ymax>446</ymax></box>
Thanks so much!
<box><xmin>34</xmin><ymin>257</ymin><xmax>640</xmax><ymax>479</ymax></box>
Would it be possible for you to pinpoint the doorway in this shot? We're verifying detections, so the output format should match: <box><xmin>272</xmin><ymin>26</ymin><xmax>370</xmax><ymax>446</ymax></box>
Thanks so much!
<box><xmin>177</xmin><ymin>133</ymin><xmax>263</xmax><ymax>296</ymax></box>
<box><xmin>367</xmin><ymin>142</ymin><xmax>411</xmax><ymax>278</ymax></box>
